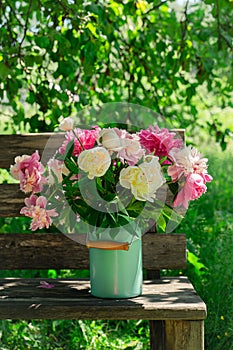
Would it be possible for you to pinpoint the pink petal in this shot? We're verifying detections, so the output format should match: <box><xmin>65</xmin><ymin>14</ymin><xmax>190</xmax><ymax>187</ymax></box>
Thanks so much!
<box><xmin>36</xmin><ymin>196</ymin><xmax>47</xmax><ymax>208</ymax></box>
<box><xmin>37</xmin><ymin>281</ymin><xmax>55</xmax><ymax>289</ymax></box>
<box><xmin>25</xmin><ymin>194</ymin><xmax>38</xmax><ymax>207</ymax></box>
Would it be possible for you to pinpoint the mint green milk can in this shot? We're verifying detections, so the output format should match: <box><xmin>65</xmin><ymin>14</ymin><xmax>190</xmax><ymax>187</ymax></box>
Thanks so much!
<box><xmin>89</xmin><ymin>237</ymin><xmax>142</xmax><ymax>298</ymax></box>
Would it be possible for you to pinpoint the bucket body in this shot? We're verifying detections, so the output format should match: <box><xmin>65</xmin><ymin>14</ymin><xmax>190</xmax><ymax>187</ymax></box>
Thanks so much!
<box><xmin>89</xmin><ymin>237</ymin><xmax>142</xmax><ymax>298</ymax></box>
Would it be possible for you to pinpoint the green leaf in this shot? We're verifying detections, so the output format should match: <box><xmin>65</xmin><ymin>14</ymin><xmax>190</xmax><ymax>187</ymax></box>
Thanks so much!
<box><xmin>104</xmin><ymin>168</ymin><xmax>115</xmax><ymax>184</ymax></box>
<box><xmin>126</xmin><ymin>201</ymin><xmax>145</xmax><ymax>217</ymax></box>
<box><xmin>0</xmin><ymin>62</ymin><xmax>11</xmax><ymax>79</ymax></box>
<box><xmin>26</xmin><ymin>91</ymin><xmax>36</xmax><ymax>104</ymax></box>
<box><xmin>71</xmin><ymin>199</ymin><xmax>89</xmax><ymax>219</ymax></box>
<box><xmin>24</xmin><ymin>55</ymin><xmax>43</xmax><ymax>67</ymax></box>
<box><xmin>156</xmin><ymin>214</ymin><xmax>167</xmax><ymax>232</ymax></box>
<box><xmin>187</xmin><ymin>251</ymin><xmax>207</xmax><ymax>276</ymax></box>
<box><xmin>35</xmin><ymin>36</ymin><xmax>51</xmax><ymax>49</ymax></box>
<box><xmin>65</xmin><ymin>140</ymin><xmax>75</xmax><ymax>159</ymax></box>
<box><xmin>64</xmin><ymin>158</ymin><xmax>78</xmax><ymax>174</ymax></box>
<box><xmin>86</xmin><ymin>22</ymin><xmax>98</xmax><ymax>38</ymax></box>
<box><xmin>156</xmin><ymin>41</ymin><xmax>166</xmax><ymax>53</ymax></box>
<box><xmin>117</xmin><ymin>213</ymin><xmax>132</xmax><ymax>226</ymax></box>
<box><xmin>83</xmin><ymin>41</ymin><xmax>97</xmax><ymax>75</ymax></box>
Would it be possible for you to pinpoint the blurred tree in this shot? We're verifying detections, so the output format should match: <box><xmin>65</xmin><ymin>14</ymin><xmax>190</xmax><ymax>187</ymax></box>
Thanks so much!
<box><xmin>0</xmin><ymin>0</ymin><xmax>232</xmax><ymax>148</ymax></box>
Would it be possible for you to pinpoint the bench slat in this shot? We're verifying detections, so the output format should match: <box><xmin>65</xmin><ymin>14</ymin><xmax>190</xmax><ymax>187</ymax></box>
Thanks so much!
<box><xmin>0</xmin><ymin>277</ymin><xmax>206</xmax><ymax>320</ymax></box>
<box><xmin>0</xmin><ymin>184</ymin><xmax>182</xmax><ymax>219</ymax></box>
<box><xmin>0</xmin><ymin>233</ymin><xmax>186</xmax><ymax>270</ymax></box>
<box><xmin>0</xmin><ymin>184</ymin><xmax>25</xmax><ymax>217</ymax></box>
<box><xmin>0</xmin><ymin>133</ymin><xmax>65</xmax><ymax>169</ymax></box>
<box><xmin>0</xmin><ymin>130</ymin><xmax>185</xmax><ymax>169</ymax></box>
<box><xmin>0</xmin><ymin>185</ymin><xmax>182</xmax><ymax>223</ymax></box>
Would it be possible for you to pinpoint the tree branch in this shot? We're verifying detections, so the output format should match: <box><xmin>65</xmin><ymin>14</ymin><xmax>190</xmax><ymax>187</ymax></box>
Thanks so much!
<box><xmin>143</xmin><ymin>0</ymin><xmax>168</xmax><ymax>16</ymax></box>
<box><xmin>5</xmin><ymin>0</ymin><xmax>24</xmax><ymax>27</ymax></box>
<box><xmin>18</xmin><ymin>0</ymin><xmax>33</xmax><ymax>59</ymax></box>
<box><xmin>216</xmin><ymin>0</ymin><xmax>222</xmax><ymax>50</ymax></box>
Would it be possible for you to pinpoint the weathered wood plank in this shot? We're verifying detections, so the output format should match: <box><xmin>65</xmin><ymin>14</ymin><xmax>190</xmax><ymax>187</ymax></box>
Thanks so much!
<box><xmin>0</xmin><ymin>183</ymin><xmax>185</xmax><ymax>218</ymax></box>
<box><xmin>0</xmin><ymin>184</ymin><xmax>25</xmax><ymax>217</ymax></box>
<box><xmin>0</xmin><ymin>233</ymin><xmax>89</xmax><ymax>270</ymax></box>
<box><xmin>165</xmin><ymin>320</ymin><xmax>205</xmax><ymax>350</ymax></box>
<box><xmin>0</xmin><ymin>133</ymin><xmax>65</xmax><ymax>169</ymax></box>
<box><xmin>0</xmin><ymin>233</ymin><xmax>186</xmax><ymax>270</ymax></box>
<box><xmin>0</xmin><ymin>277</ymin><xmax>206</xmax><ymax>320</ymax></box>
<box><xmin>149</xmin><ymin>320</ymin><xmax>165</xmax><ymax>350</ymax></box>
<box><xmin>142</xmin><ymin>233</ymin><xmax>186</xmax><ymax>270</ymax></box>
<box><xmin>0</xmin><ymin>130</ymin><xmax>185</xmax><ymax>169</ymax></box>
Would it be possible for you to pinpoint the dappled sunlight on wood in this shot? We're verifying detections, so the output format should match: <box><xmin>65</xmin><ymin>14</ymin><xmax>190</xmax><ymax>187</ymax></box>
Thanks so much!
<box><xmin>0</xmin><ymin>277</ymin><xmax>206</xmax><ymax>320</ymax></box>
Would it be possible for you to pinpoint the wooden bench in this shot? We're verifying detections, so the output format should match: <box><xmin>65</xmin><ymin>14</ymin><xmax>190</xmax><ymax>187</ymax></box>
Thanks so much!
<box><xmin>0</xmin><ymin>133</ymin><xmax>207</xmax><ymax>350</ymax></box>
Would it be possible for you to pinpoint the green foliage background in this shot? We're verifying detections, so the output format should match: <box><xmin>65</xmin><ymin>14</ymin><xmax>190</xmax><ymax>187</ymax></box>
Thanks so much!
<box><xmin>0</xmin><ymin>0</ymin><xmax>233</xmax><ymax>349</ymax></box>
<box><xmin>1</xmin><ymin>0</ymin><xmax>232</xmax><ymax>147</ymax></box>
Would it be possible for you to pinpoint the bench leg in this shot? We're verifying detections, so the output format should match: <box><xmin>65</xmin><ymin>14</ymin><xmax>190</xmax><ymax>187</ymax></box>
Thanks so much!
<box><xmin>164</xmin><ymin>320</ymin><xmax>204</xmax><ymax>350</ymax></box>
<box><xmin>149</xmin><ymin>320</ymin><xmax>165</xmax><ymax>350</ymax></box>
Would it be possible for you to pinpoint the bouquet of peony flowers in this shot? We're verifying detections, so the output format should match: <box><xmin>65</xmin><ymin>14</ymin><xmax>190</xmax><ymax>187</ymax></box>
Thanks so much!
<box><xmin>10</xmin><ymin>117</ymin><xmax>213</xmax><ymax>236</ymax></box>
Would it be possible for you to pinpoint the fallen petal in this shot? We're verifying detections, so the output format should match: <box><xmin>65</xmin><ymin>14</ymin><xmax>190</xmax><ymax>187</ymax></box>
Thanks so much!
<box><xmin>37</xmin><ymin>281</ymin><xmax>55</xmax><ymax>289</ymax></box>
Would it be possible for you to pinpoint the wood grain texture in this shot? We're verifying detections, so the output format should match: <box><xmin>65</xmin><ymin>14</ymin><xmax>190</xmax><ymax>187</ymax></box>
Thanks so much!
<box><xmin>149</xmin><ymin>320</ymin><xmax>165</xmax><ymax>350</ymax></box>
<box><xmin>0</xmin><ymin>277</ymin><xmax>206</xmax><ymax>320</ymax></box>
<box><xmin>0</xmin><ymin>133</ymin><xmax>65</xmax><ymax>169</ymax></box>
<box><xmin>142</xmin><ymin>234</ymin><xmax>186</xmax><ymax>270</ymax></box>
<box><xmin>0</xmin><ymin>184</ymin><xmax>25</xmax><ymax>217</ymax></box>
<box><xmin>0</xmin><ymin>233</ymin><xmax>186</xmax><ymax>270</ymax></box>
<box><xmin>165</xmin><ymin>320</ymin><xmax>205</xmax><ymax>350</ymax></box>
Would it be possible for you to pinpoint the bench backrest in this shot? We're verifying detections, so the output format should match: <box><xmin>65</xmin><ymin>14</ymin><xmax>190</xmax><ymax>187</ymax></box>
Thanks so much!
<box><xmin>0</xmin><ymin>131</ymin><xmax>186</xmax><ymax>274</ymax></box>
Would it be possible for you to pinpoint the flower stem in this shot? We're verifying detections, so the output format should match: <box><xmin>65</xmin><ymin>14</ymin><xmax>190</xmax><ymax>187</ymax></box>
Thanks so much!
<box><xmin>72</xmin><ymin>129</ymin><xmax>85</xmax><ymax>151</ymax></box>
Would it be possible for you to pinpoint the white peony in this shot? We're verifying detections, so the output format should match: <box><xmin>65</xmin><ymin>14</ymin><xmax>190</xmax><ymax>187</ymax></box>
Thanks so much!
<box><xmin>59</xmin><ymin>117</ymin><xmax>74</xmax><ymax>131</ymax></box>
<box><xmin>78</xmin><ymin>147</ymin><xmax>111</xmax><ymax>179</ymax></box>
<box><xmin>97</xmin><ymin>128</ymin><xmax>123</xmax><ymax>153</ymax></box>
<box><xmin>119</xmin><ymin>155</ymin><xmax>165</xmax><ymax>202</ymax></box>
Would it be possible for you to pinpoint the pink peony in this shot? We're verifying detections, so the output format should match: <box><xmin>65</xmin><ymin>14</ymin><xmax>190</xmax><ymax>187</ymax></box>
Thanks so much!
<box><xmin>169</xmin><ymin>146</ymin><xmax>213</xmax><ymax>208</ymax></box>
<box><xmin>114</xmin><ymin>128</ymin><xmax>145</xmax><ymax>166</ymax></box>
<box><xmin>59</xmin><ymin>127</ymin><xmax>100</xmax><ymax>157</ymax></box>
<box><xmin>10</xmin><ymin>151</ymin><xmax>47</xmax><ymax>194</ymax></box>
<box><xmin>168</xmin><ymin>146</ymin><xmax>213</xmax><ymax>182</ymax></box>
<box><xmin>174</xmin><ymin>173</ymin><xmax>208</xmax><ymax>209</ymax></box>
<box><xmin>20</xmin><ymin>194</ymin><xmax>58</xmax><ymax>231</ymax></box>
<box><xmin>138</xmin><ymin>126</ymin><xmax>183</xmax><ymax>159</ymax></box>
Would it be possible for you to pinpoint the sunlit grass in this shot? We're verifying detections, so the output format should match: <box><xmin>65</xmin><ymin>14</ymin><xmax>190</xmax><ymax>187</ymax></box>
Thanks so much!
<box><xmin>0</xmin><ymin>320</ymin><xmax>150</xmax><ymax>349</ymax></box>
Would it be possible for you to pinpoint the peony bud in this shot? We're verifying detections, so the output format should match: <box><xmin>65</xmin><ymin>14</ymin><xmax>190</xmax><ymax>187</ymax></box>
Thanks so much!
<box><xmin>59</xmin><ymin>117</ymin><xmax>74</xmax><ymax>131</ymax></box>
